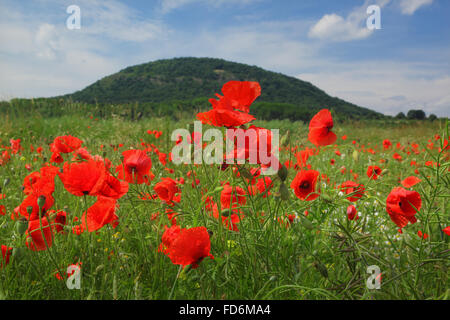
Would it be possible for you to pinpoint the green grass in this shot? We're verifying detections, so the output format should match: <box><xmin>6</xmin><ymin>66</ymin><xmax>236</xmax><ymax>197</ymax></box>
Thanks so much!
<box><xmin>0</xmin><ymin>114</ymin><xmax>448</xmax><ymax>300</ymax></box>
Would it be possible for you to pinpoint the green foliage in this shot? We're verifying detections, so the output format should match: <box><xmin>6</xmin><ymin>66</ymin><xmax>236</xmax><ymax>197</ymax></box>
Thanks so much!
<box><xmin>395</xmin><ymin>112</ymin><xmax>406</xmax><ymax>119</ymax></box>
<box><xmin>407</xmin><ymin>109</ymin><xmax>426</xmax><ymax>120</ymax></box>
<box><xmin>48</xmin><ymin>57</ymin><xmax>384</xmax><ymax>121</ymax></box>
<box><xmin>0</xmin><ymin>115</ymin><xmax>448</xmax><ymax>300</ymax></box>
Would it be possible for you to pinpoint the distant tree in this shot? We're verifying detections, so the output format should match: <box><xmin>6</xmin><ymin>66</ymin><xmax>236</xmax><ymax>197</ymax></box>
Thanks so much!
<box><xmin>407</xmin><ymin>109</ymin><xmax>426</xmax><ymax>120</ymax></box>
<box><xmin>395</xmin><ymin>112</ymin><xmax>406</xmax><ymax>119</ymax></box>
<box><xmin>428</xmin><ymin>114</ymin><xmax>437</xmax><ymax>121</ymax></box>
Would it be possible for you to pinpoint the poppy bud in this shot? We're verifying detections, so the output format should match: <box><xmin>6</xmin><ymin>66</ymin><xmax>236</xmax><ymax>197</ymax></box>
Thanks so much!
<box><xmin>3</xmin><ymin>178</ymin><xmax>9</xmax><ymax>188</ymax></box>
<box><xmin>381</xmin><ymin>169</ymin><xmax>389</xmax><ymax>176</ymax></box>
<box><xmin>352</xmin><ymin>150</ymin><xmax>359</xmax><ymax>162</ymax></box>
<box><xmin>279</xmin><ymin>182</ymin><xmax>290</xmax><ymax>201</ymax></box>
<box><xmin>12</xmin><ymin>247</ymin><xmax>24</xmax><ymax>261</ymax></box>
<box><xmin>277</xmin><ymin>165</ymin><xmax>288</xmax><ymax>182</ymax></box>
<box><xmin>16</xmin><ymin>218</ymin><xmax>28</xmax><ymax>235</ymax></box>
<box><xmin>300</xmin><ymin>216</ymin><xmax>314</xmax><ymax>230</ymax></box>
<box><xmin>280</xmin><ymin>130</ymin><xmax>290</xmax><ymax>147</ymax></box>
<box><xmin>313</xmin><ymin>261</ymin><xmax>328</xmax><ymax>279</ymax></box>
<box><xmin>47</xmin><ymin>211</ymin><xmax>57</xmax><ymax>221</ymax></box>
<box><xmin>37</xmin><ymin>195</ymin><xmax>46</xmax><ymax>208</ymax></box>
<box><xmin>212</xmin><ymin>186</ymin><xmax>224</xmax><ymax>194</ymax></box>
<box><xmin>95</xmin><ymin>264</ymin><xmax>104</xmax><ymax>274</ymax></box>
<box><xmin>321</xmin><ymin>194</ymin><xmax>333</xmax><ymax>203</ymax></box>
<box><xmin>239</xmin><ymin>168</ymin><xmax>253</xmax><ymax>180</ymax></box>
<box><xmin>220</xmin><ymin>209</ymin><xmax>231</xmax><ymax>217</ymax></box>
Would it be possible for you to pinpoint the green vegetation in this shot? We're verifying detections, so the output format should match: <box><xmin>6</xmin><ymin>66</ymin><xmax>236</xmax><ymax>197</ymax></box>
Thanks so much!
<box><xmin>0</xmin><ymin>114</ymin><xmax>448</xmax><ymax>300</ymax></box>
<box><xmin>1</xmin><ymin>57</ymin><xmax>387</xmax><ymax>122</ymax></box>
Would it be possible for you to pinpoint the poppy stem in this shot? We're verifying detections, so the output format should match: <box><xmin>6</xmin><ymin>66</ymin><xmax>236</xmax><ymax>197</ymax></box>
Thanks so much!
<box><xmin>168</xmin><ymin>265</ymin><xmax>183</xmax><ymax>300</ymax></box>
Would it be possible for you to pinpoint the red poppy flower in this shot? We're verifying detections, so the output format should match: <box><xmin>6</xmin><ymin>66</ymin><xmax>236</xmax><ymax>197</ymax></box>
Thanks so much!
<box><xmin>23</xmin><ymin>165</ymin><xmax>59</xmax><ymax>196</ymax></box>
<box><xmin>0</xmin><ymin>150</ymin><xmax>11</xmax><ymax>166</ymax></box>
<box><xmin>386</xmin><ymin>187</ymin><xmax>421</xmax><ymax>229</ymax></box>
<box><xmin>159</xmin><ymin>225</ymin><xmax>181</xmax><ymax>254</ymax></box>
<box><xmin>339</xmin><ymin>181</ymin><xmax>365</xmax><ymax>202</ymax></box>
<box><xmin>220</xmin><ymin>185</ymin><xmax>246</xmax><ymax>211</ymax></box>
<box><xmin>417</xmin><ymin>230</ymin><xmax>429</xmax><ymax>239</ymax></box>
<box><xmin>50</xmin><ymin>152</ymin><xmax>64</xmax><ymax>164</ymax></box>
<box><xmin>161</xmin><ymin>226</ymin><xmax>214</xmax><ymax>269</ymax></box>
<box><xmin>50</xmin><ymin>135</ymin><xmax>83</xmax><ymax>154</ymax></box>
<box><xmin>116</xmin><ymin>149</ymin><xmax>154</xmax><ymax>184</ymax></box>
<box><xmin>55</xmin><ymin>262</ymin><xmax>82</xmax><ymax>280</ymax></box>
<box><xmin>367</xmin><ymin>166</ymin><xmax>382</xmax><ymax>180</ymax></box>
<box><xmin>220</xmin><ymin>81</ymin><xmax>261</xmax><ymax>113</ymax></box>
<box><xmin>383</xmin><ymin>139</ymin><xmax>392</xmax><ymax>150</ymax></box>
<box><xmin>197</xmin><ymin>98</ymin><xmax>256</xmax><ymax>127</ymax></box>
<box><xmin>401</xmin><ymin>176</ymin><xmax>421</xmax><ymax>188</ymax></box>
<box><xmin>290</xmin><ymin>170</ymin><xmax>320</xmax><ymax>201</ymax></box>
<box><xmin>225</xmin><ymin>126</ymin><xmax>280</xmax><ymax>171</ymax></box>
<box><xmin>255</xmin><ymin>177</ymin><xmax>273</xmax><ymax>197</ymax></box>
<box><xmin>59</xmin><ymin>159</ymin><xmax>107</xmax><ymax>196</ymax></box>
<box><xmin>295</xmin><ymin>148</ymin><xmax>314</xmax><ymax>168</ymax></box>
<box><xmin>96</xmin><ymin>173</ymin><xmax>129</xmax><ymax>200</ymax></box>
<box><xmin>393</xmin><ymin>153</ymin><xmax>402</xmax><ymax>161</ymax></box>
<box><xmin>196</xmin><ymin>81</ymin><xmax>260</xmax><ymax>128</ymax></box>
<box><xmin>212</xmin><ymin>203</ymin><xmax>241</xmax><ymax>231</ymax></box>
<box><xmin>347</xmin><ymin>205</ymin><xmax>359</xmax><ymax>221</ymax></box>
<box><xmin>308</xmin><ymin>109</ymin><xmax>337</xmax><ymax>146</ymax></box>
<box><xmin>81</xmin><ymin>196</ymin><xmax>118</xmax><ymax>232</ymax></box>
<box><xmin>26</xmin><ymin>217</ymin><xmax>54</xmax><ymax>251</ymax></box>
<box><xmin>10</xmin><ymin>139</ymin><xmax>22</xmax><ymax>154</ymax></box>
<box><xmin>443</xmin><ymin>226</ymin><xmax>450</xmax><ymax>236</ymax></box>
<box><xmin>154</xmin><ymin>177</ymin><xmax>180</xmax><ymax>204</ymax></box>
<box><xmin>52</xmin><ymin>210</ymin><xmax>67</xmax><ymax>234</ymax></box>
<box><xmin>1</xmin><ymin>245</ymin><xmax>12</xmax><ymax>268</ymax></box>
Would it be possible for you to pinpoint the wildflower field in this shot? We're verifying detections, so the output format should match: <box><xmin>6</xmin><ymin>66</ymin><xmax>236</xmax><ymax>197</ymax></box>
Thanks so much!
<box><xmin>0</xmin><ymin>82</ymin><xmax>448</xmax><ymax>300</ymax></box>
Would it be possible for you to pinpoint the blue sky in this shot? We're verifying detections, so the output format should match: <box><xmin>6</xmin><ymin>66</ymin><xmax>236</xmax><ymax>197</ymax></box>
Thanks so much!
<box><xmin>0</xmin><ymin>0</ymin><xmax>449</xmax><ymax>116</ymax></box>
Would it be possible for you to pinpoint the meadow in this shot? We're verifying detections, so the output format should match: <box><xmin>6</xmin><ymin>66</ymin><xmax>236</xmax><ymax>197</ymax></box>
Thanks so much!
<box><xmin>0</xmin><ymin>94</ymin><xmax>448</xmax><ymax>300</ymax></box>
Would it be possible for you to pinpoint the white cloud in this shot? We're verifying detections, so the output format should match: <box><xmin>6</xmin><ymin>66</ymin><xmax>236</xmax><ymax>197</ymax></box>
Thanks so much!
<box><xmin>308</xmin><ymin>0</ymin><xmax>390</xmax><ymax>42</ymax></box>
<box><xmin>0</xmin><ymin>0</ymin><xmax>448</xmax><ymax>118</ymax></box>
<box><xmin>399</xmin><ymin>0</ymin><xmax>433</xmax><ymax>15</ymax></box>
<box><xmin>308</xmin><ymin>13</ymin><xmax>372</xmax><ymax>42</ymax></box>
<box><xmin>160</xmin><ymin>0</ymin><xmax>198</xmax><ymax>13</ymax></box>
<box><xmin>158</xmin><ymin>0</ymin><xmax>261</xmax><ymax>14</ymax></box>
<box><xmin>0</xmin><ymin>0</ymin><xmax>157</xmax><ymax>98</ymax></box>
<box><xmin>298</xmin><ymin>61</ymin><xmax>450</xmax><ymax>117</ymax></box>
<box><xmin>68</xmin><ymin>0</ymin><xmax>166</xmax><ymax>42</ymax></box>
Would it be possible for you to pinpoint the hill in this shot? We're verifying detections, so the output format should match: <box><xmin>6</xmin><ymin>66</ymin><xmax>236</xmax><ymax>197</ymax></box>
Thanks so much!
<box><xmin>61</xmin><ymin>57</ymin><xmax>384</xmax><ymax>121</ymax></box>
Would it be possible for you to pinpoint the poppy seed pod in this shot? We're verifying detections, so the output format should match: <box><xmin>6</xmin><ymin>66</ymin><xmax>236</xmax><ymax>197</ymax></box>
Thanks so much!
<box><xmin>279</xmin><ymin>182</ymin><xmax>290</xmax><ymax>201</ymax></box>
<box><xmin>37</xmin><ymin>195</ymin><xmax>46</xmax><ymax>208</ymax></box>
<box><xmin>277</xmin><ymin>164</ymin><xmax>288</xmax><ymax>182</ymax></box>
<box><xmin>16</xmin><ymin>218</ymin><xmax>28</xmax><ymax>235</ymax></box>
<box><xmin>300</xmin><ymin>216</ymin><xmax>314</xmax><ymax>230</ymax></box>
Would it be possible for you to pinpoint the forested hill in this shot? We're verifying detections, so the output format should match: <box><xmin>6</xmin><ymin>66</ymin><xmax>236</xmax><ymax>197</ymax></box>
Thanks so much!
<box><xmin>61</xmin><ymin>57</ymin><xmax>385</xmax><ymax>120</ymax></box>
